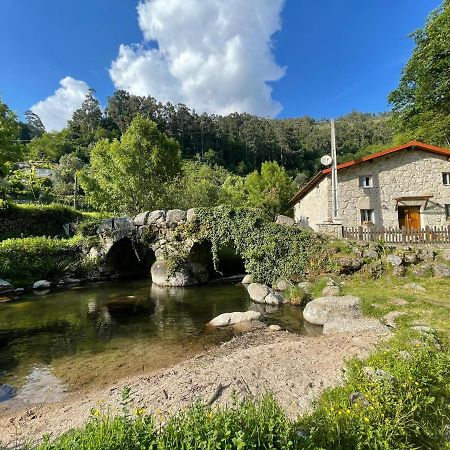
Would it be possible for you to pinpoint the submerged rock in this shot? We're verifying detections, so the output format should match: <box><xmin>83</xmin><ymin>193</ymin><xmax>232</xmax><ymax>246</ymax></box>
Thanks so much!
<box><xmin>303</xmin><ymin>295</ymin><xmax>362</xmax><ymax>326</ymax></box>
<box><xmin>208</xmin><ymin>311</ymin><xmax>261</xmax><ymax>327</ymax></box>
<box><xmin>33</xmin><ymin>280</ymin><xmax>52</xmax><ymax>290</ymax></box>
<box><xmin>0</xmin><ymin>384</ymin><xmax>17</xmax><ymax>402</ymax></box>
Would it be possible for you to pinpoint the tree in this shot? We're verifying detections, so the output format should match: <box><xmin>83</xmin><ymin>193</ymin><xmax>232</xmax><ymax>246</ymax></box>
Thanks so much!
<box><xmin>0</xmin><ymin>100</ymin><xmax>22</xmax><ymax>175</ymax></box>
<box><xmin>69</xmin><ymin>88</ymin><xmax>103</xmax><ymax>135</ymax></box>
<box><xmin>221</xmin><ymin>161</ymin><xmax>295</xmax><ymax>217</ymax></box>
<box><xmin>164</xmin><ymin>161</ymin><xmax>230</xmax><ymax>209</ymax></box>
<box><xmin>80</xmin><ymin>115</ymin><xmax>182</xmax><ymax>214</ymax></box>
<box><xmin>389</xmin><ymin>1</ymin><xmax>450</xmax><ymax>146</ymax></box>
<box><xmin>244</xmin><ymin>161</ymin><xmax>295</xmax><ymax>217</ymax></box>
<box><xmin>26</xmin><ymin>129</ymin><xmax>74</xmax><ymax>162</ymax></box>
<box><xmin>52</xmin><ymin>154</ymin><xmax>85</xmax><ymax>206</ymax></box>
<box><xmin>24</xmin><ymin>110</ymin><xmax>45</xmax><ymax>138</ymax></box>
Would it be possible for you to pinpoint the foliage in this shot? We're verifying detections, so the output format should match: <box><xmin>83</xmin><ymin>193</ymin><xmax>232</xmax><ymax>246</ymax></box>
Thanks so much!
<box><xmin>4</xmin><ymin>166</ymin><xmax>53</xmax><ymax>203</ymax></box>
<box><xmin>52</xmin><ymin>154</ymin><xmax>85</xmax><ymax>206</ymax></box>
<box><xmin>68</xmin><ymin>89</ymin><xmax>103</xmax><ymax>136</ymax></box>
<box><xmin>0</xmin><ymin>99</ymin><xmax>22</xmax><ymax>175</ymax></box>
<box><xmin>389</xmin><ymin>1</ymin><xmax>450</xmax><ymax>146</ymax></box>
<box><xmin>178</xmin><ymin>206</ymin><xmax>328</xmax><ymax>284</ymax></box>
<box><xmin>34</xmin><ymin>331</ymin><xmax>450</xmax><ymax>450</ymax></box>
<box><xmin>26</xmin><ymin>129</ymin><xmax>75</xmax><ymax>162</ymax></box>
<box><xmin>0</xmin><ymin>236</ymin><xmax>82</xmax><ymax>285</ymax></box>
<box><xmin>24</xmin><ymin>110</ymin><xmax>45</xmax><ymax>138</ymax></box>
<box><xmin>298</xmin><ymin>330</ymin><xmax>450</xmax><ymax>449</ymax></box>
<box><xmin>0</xmin><ymin>202</ymin><xmax>82</xmax><ymax>240</ymax></box>
<box><xmin>164</xmin><ymin>161</ymin><xmax>231</xmax><ymax>209</ymax></box>
<box><xmin>80</xmin><ymin>116</ymin><xmax>182</xmax><ymax>215</ymax></box>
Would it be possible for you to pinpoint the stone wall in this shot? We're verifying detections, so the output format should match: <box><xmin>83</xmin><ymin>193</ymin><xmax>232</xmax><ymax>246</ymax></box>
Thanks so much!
<box><xmin>296</xmin><ymin>149</ymin><xmax>450</xmax><ymax>229</ymax></box>
<box><xmin>294</xmin><ymin>177</ymin><xmax>330</xmax><ymax>230</ymax></box>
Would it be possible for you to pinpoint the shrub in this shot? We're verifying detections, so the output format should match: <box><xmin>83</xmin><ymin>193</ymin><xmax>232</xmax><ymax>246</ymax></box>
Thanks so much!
<box><xmin>171</xmin><ymin>206</ymin><xmax>329</xmax><ymax>285</ymax></box>
<box><xmin>0</xmin><ymin>236</ymin><xmax>83</xmax><ymax>286</ymax></box>
<box><xmin>0</xmin><ymin>202</ymin><xmax>82</xmax><ymax>240</ymax></box>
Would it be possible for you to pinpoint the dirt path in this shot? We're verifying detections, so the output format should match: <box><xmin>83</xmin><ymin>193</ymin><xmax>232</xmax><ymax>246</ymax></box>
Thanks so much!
<box><xmin>0</xmin><ymin>329</ymin><xmax>383</xmax><ymax>449</ymax></box>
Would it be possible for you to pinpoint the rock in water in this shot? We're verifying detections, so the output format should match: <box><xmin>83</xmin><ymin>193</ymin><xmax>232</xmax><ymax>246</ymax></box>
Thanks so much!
<box><xmin>303</xmin><ymin>296</ymin><xmax>361</xmax><ymax>326</ymax></box>
<box><xmin>33</xmin><ymin>280</ymin><xmax>52</xmax><ymax>290</ymax></box>
<box><xmin>241</xmin><ymin>274</ymin><xmax>253</xmax><ymax>284</ymax></box>
<box><xmin>208</xmin><ymin>311</ymin><xmax>261</xmax><ymax>327</ymax></box>
<box><xmin>247</xmin><ymin>283</ymin><xmax>286</xmax><ymax>305</ymax></box>
<box><xmin>247</xmin><ymin>283</ymin><xmax>270</xmax><ymax>302</ymax></box>
<box><xmin>0</xmin><ymin>279</ymin><xmax>14</xmax><ymax>294</ymax></box>
<box><xmin>151</xmin><ymin>260</ymin><xmax>208</xmax><ymax>287</ymax></box>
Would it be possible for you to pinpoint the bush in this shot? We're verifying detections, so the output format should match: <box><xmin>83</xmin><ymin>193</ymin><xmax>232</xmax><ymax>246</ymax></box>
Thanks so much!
<box><xmin>0</xmin><ymin>236</ymin><xmax>83</xmax><ymax>286</ymax></box>
<box><xmin>0</xmin><ymin>202</ymin><xmax>82</xmax><ymax>240</ymax></box>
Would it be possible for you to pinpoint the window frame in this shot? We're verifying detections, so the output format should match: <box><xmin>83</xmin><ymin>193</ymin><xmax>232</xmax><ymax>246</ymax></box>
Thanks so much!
<box><xmin>443</xmin><ymin>173</ymin><xmax>450</xmax><ymax>186</ymax></box>
<box><xmin>445</xmin><ymin>204</ymin><xmax>450</xmax><ymax>221</ymax></box>
<box><xmin>359</xmin><ymin>175</ymin><xmax>373</xmax><ymax>188</ymax></box>
<box><xmin>360</xmin><ymin>209</ymin><xmax>375</xmax><ymax>224</ymax></box>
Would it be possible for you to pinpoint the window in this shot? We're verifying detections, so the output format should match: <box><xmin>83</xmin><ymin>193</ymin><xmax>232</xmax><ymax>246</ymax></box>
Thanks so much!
<box><xmin>446</xmin><ymin>204</ymin><xmax>450</xmax><ymax>221</ymax></box>
<box><xmin>360</xmin><ymin>209</ymin><xmax>375</xmax><ymax>224</ymax></box>
<box><xmin>443</xmin><ymin>173</ymin><xmax>450</xmax><ymax>186</ymax></box>
<box><xmin>359</xmin><ymin>175</ymin><xmax>373</xmax><ymax>188</ymax></box>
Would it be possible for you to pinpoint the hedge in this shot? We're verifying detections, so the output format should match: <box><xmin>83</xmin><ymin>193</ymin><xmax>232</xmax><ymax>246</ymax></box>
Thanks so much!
<box><xmin>0</xmin><ymin>201</ymin><xmax>83</xmax><ymax>240</ymax></box>
<box><xmin>0</xmin><ymin>236</ymin><xmax>83</xmax><ymax>286</ymax></box>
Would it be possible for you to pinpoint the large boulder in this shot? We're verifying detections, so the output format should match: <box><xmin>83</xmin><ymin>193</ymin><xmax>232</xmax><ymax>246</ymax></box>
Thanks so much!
<box><xmin>241</xmin><ymin>274</ymin><xmax>253</xmax><ymax>284</ymax></box>
<box><xmin>432</xmin><ymin>263</ymin><xmax>450</xmax><ymax>278</ymax></box>
<box><xmin>335</xmin><ymin>257</ymin><xmax>363</xmax><ymax>274</ymax></box>
<box><xmin>165</xmin><ymin>209</ymin><xmax>187</xmax><ymax>225</ymax></box>
<box><xmin>303</xmin><ymin>295</ymin><xmax>362</xmax><ymax>326</ymax></box>
<box><xmin>275</xmin><ymin>215</ymin><xmax>295</xmax><ymax>227</ymax></box>
<box><xmin>323</xmin><ymin>318</ymin><xmax>390</xmax><ymax>335</ymax></box>
<box><xmin>151</xmin><ymin>260</ymin><xmax>208</xmax><ymax>287</ymax></box>
<box><xmin>247</xmin><ymin>283</ymin><xmax>287</xmax><ymax>305</ymax></box>
<box><xmin>208</xmin><ymin>311</ymin><xmax>261</xmax><ymax>327</ymax></box>
<box><xmin>33</xmin><ymin>280</ymin><xmax>52</xmax><ymax>290</ymax></box>
<box><xmin>133</xmin><ymin>211</ymin><xmax>150</xmax><ymax>226</ymax></box>
<box><xmin>386</xmin><ymin>254</ymin><xmax>403</xmax><ymax>267</ymax></box>
<box><xmin>147</xmin><ymin>210</ymin><xmax>166</xmax><ymax>225</ymax></box>
<box><xmin>0</xmin><ymin>279</ymin><xmax>14</xmax><ymax>294</ymax></box>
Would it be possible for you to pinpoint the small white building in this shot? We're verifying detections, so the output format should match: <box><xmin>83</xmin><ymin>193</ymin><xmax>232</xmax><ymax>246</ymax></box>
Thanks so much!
<box><xmin>291</xmin><ymin>141</ymin><xmax>450</xmax><ymax>231</ymax></box>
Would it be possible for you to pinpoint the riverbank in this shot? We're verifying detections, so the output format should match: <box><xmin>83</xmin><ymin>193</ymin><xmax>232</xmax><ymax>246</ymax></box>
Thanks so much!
<box><xmin>0</xmin><ymin>327</ymin><xmax>384</xmax><ymax>448</ymax></box>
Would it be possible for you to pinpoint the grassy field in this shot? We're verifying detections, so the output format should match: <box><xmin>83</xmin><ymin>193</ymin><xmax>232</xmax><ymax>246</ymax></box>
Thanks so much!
<box><xmin>341</xmin><ymin>272</ymin><xmax>450</xmax><ymax>338</ymax></box>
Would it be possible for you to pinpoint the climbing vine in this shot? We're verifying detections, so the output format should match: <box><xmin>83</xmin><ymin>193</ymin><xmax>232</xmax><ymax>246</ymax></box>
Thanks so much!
<box><xmin>176</xmin><ymin>206</ymin><xmax>330</xmax><ymax>285</ymax></box>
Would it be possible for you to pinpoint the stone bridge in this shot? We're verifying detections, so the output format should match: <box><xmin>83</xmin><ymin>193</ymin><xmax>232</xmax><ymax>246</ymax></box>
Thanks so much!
<box><xmin>88</xmin><ymin>209</ymin><xmax>233</xmax><ymax>287</ymax></box>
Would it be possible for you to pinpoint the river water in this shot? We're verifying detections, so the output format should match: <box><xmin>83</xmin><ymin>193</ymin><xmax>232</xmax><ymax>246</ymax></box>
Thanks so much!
<box><xmin>0</xmin><ymin>279</ymin><xmax>314</xmax><ymax>407</ymax></box>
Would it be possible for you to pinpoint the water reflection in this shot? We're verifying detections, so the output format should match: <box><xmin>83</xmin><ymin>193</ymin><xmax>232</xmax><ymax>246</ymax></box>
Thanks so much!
<box><xmin>0</xmin><ymin>279</ymin><xmax>315</xmax><ymax>403</ymax></box>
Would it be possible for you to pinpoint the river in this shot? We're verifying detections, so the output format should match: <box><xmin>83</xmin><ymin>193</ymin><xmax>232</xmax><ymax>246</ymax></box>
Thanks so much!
<box><xmin>0</xmin><ymin>279</ymin><xmax>314</xmax><ymax>407</ymax></box>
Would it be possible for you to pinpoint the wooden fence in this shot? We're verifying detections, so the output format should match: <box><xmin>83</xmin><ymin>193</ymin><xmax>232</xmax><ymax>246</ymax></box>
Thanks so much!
<box><xmin>342</xmin><ymin>225</ymin><xmax>450</xmax><ymax>244</ymax></box>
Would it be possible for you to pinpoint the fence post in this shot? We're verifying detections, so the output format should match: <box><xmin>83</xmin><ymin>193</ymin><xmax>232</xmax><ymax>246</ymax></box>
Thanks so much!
<box><xmin>358</xmin><ymin>226</ymin><xmax>363</xmax><ymax>241</ymax></box>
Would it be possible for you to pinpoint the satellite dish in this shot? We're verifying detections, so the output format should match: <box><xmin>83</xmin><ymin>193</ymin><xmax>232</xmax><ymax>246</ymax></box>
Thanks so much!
<box><xmin>320</xmin><ymin>155</ymin><xmax>333</xmax><ymax>166</ymax></box>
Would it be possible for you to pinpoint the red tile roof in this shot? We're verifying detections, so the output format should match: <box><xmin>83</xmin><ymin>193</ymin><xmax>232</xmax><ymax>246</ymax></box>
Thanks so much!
<box><xmin>289</xmin><ymin>141</ymin><xmax>450</xmax><ymax>205</ymax></box>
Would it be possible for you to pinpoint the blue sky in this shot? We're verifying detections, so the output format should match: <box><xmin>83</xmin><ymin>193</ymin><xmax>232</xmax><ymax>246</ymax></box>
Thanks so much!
<box><xmin>0</xmin><ymin>0</ymin><xmax>442</xmax><ymax>129</ymax></box>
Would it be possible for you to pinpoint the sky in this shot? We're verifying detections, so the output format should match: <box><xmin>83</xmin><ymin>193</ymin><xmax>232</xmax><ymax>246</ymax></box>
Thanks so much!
<box><xmin>0</xmin><ymin>0</ymin><xmax>442</xmax><ymax>131</ymax></box>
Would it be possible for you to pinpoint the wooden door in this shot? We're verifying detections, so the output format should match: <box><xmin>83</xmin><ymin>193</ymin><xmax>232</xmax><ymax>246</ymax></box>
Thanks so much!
<box><xmin>398</xmin><ymin>206</ymin><xmax>421</xmax><ymax>230</ymax></box>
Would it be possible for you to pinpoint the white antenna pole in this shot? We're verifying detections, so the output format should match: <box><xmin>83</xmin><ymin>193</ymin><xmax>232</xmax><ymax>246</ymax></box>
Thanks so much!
<box><xmin>330</xmin><ymin>119</ymin><xmax>340</xmax><ymax>222</ymax></box>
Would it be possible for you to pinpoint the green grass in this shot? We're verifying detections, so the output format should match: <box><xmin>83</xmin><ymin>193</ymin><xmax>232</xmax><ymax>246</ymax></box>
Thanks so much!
<box><xmin>341</xmin><ymin>272</ymin><xmax>450</xmax><ymax>339</ymax></box>
<box><xmin>32</xmin><ymin>329</ymin><xmax>450</xmax><ymax>450</ymax></box>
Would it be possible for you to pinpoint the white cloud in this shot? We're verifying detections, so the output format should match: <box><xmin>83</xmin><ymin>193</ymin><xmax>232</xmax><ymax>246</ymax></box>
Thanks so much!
<box><xmin>30</xmin><ymin>77</ymin><xmax>90</xmax><ymax>131</ymax></box>
<box><xmin>110</xmin><ymin>0</ymin><xmax>286</xmax><ymax>117</ymax></box>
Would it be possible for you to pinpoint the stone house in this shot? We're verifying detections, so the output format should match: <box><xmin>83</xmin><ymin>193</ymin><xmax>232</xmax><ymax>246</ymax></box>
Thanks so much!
<box><xmin>290</xmin><ymin>141</ymin><xmax>450</xmax><ymax>231</ymax></box>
